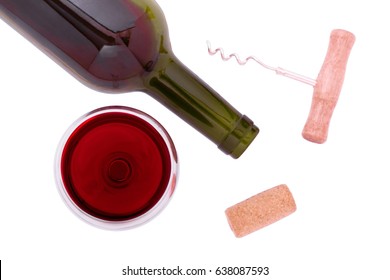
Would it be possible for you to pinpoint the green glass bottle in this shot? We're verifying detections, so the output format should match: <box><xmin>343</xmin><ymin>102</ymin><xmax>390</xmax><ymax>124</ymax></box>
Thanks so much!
<box><xmin>0</xmin><ymin>0</ymin><xmax>259</xmax><ymax>158</ymax></box>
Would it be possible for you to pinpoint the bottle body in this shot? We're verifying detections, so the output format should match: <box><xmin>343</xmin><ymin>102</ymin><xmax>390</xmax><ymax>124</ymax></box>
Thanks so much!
<box><xmin>0</xmin><ymin>0</ymin><xmax>259</xmax><ymax>158</ymax></box>
<box><xmin>0</xmin><ymin>0</ymin><xmax>162</xmax><ymax>92</ymax></box>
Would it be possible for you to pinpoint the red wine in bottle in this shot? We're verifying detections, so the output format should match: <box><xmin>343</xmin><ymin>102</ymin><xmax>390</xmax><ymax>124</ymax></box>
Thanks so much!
<box><xmin>56</xmin><ymin>106</ymin><xmax>177</xmax><ymax>229</ymax></box>
<box><xmin>0</xmin><ymin>0</ymin><xmax>259</xmax><ymax>158</ymax></box>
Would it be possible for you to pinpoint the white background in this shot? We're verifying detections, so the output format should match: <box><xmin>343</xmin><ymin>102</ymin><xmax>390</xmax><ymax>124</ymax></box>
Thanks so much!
<box><xmin>1</xmin><ymin>0</ymin><xmax>389</xmax><ymax>279</ymax></box>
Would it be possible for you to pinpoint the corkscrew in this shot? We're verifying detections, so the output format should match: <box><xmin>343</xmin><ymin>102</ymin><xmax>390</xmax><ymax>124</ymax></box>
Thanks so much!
<box><xmin>208</xmin><ymin>29</ymin><xmax>355</xmax><ymax>144</ymax></box>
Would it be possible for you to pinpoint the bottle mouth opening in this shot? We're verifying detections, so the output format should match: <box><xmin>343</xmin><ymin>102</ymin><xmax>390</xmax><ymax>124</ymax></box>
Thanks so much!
<box><xmin>218</xmin><ymin>115</ymin><xmax>260</xmax><ymax>159</ymax></box>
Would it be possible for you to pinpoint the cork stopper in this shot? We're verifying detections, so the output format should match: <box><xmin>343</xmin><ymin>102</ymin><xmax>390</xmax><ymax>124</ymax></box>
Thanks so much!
<box><xmin>225</xmin><ymin>184</ymin><xmax>296</xmax><ymax>238</ymax></box>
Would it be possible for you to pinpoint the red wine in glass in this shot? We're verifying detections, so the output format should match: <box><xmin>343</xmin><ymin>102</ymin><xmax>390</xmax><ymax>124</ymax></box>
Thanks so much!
<box><xmin>55</xmin><ymin>106</ymin><xmax>178</xmax><ymax>229</ymax></box>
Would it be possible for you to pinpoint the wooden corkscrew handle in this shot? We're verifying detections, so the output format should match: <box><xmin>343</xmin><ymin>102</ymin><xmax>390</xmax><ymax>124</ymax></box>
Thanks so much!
<box><xmin>302</xmin><ymin>29</ymin><xmax>355</xmax><ymax>143</ymax></box>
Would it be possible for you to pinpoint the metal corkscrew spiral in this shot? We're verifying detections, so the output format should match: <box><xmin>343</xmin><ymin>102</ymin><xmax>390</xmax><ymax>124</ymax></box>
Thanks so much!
<box><xmin>206</xmin><ymin>41</ymin><xmax>317</xmax><ymax>86</ymax></box>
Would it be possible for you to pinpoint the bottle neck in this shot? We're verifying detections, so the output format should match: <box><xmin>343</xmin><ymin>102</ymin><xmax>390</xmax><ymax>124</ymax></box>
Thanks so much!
<box><xmin>144</xmin><ymin>53</ymin><xmax>259</xmax><ymax>158</ymax></box>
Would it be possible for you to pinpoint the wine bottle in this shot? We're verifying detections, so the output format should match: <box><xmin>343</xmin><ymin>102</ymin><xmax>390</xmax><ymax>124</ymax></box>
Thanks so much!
<box><xmin>0</xmin><ymin>0</ymin><xmax>259</xmax><ymax>158</ymax></box>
